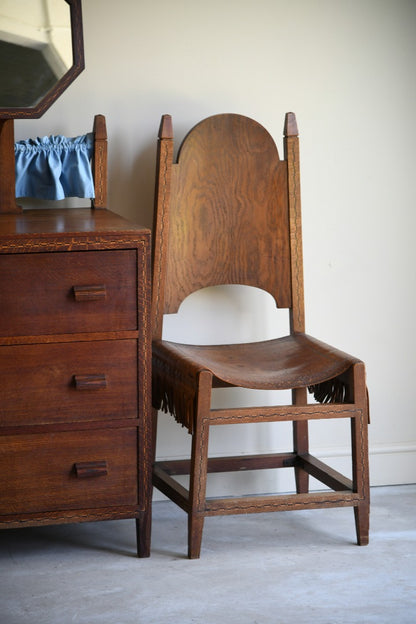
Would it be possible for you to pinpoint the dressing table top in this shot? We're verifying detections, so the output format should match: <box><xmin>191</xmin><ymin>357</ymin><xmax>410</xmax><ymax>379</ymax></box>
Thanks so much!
<box><xmin>0</xmin><ymin>208</ymin><xmax>148</xmax><ymax>237</ymax></box>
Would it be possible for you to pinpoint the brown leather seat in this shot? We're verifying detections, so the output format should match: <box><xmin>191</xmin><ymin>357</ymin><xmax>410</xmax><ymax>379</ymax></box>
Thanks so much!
<box><xmin>151</xmin><ymin>112</ymin><xmax>370</xmax><ymax>558</ymax></box>
<box><xmin>154</xmin><ymin>334</ymin><xmax>358</xmax><ymax>390</ymax></box>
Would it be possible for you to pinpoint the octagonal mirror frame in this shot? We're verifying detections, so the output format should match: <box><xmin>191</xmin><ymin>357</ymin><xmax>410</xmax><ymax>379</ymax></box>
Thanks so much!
<box><xmin>0</xmin><ymin>0</ymin><xmax>84</xmax><ymax>119</ymax></box>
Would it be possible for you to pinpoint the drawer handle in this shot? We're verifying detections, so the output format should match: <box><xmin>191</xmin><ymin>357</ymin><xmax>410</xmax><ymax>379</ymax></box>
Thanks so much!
<box><xmin>74</xmin><ymin>460</ymin><xmax>108</xmax><ymax>478</ymax></box>
<box><xmin>74</xmin><ymin>374</ymin><xmax>107</xmax><ymax>390</ymax></box>
<box><xmin>73</xmin><ymin>285</ymin><xmax>107</xmax><ymax>301</ymax></box>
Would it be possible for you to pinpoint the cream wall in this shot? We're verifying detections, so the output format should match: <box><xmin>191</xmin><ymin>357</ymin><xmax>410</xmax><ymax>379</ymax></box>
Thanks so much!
<box><xmin>15</xmin><ymin>0</ymin><xmax>416</xmax><ymax>494</ymax></box>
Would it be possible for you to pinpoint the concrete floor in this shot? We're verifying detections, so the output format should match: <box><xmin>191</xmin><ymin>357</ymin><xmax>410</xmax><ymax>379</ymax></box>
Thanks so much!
<box><xmin>0</xmin><ymin>485</ymin><xmax>415</xmax><ymax>624</ymax></box>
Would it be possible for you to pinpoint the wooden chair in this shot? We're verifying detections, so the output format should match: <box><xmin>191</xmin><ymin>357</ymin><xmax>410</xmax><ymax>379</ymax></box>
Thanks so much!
<box><xmin>151</xmin><ymin>112</ymin><xmax>370</xmax><ymax>558</ymax></box>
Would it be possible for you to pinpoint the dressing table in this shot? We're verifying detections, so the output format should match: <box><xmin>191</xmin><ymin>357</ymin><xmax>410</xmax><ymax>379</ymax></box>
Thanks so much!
<box><xmin>0</xmin><ymin>0</ymin><xmax>151</xmax><ymax>557</ymax></box>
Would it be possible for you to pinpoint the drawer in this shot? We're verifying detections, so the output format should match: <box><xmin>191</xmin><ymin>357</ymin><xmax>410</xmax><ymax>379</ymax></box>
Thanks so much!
<box><xmin>0</xmin><ymin>428</ymin><xmax>137</xmax><ymax>514</ymax></box>
<box><xmin>0</xmin><ymin>340</ymin><xmax>137</xmax><ymax>426</ymax></box>
<box><xmin>0</xmin><ymin>249</ymin><xmax>137</xmax><ymax>337</ymax></box>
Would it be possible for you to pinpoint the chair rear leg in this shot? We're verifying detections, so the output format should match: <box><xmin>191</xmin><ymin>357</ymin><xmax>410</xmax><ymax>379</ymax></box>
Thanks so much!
<box><xmin>350</xmin><ymin>363</ymin><xmax>370</xmax><ymax>545</ymax></box>
<box><xmin>292</xmin><ymin>388</ymin><xmax>309</xmax><ymax>493</ymax></box>
<box><xmin>351</xmin><ymin>411</ymin><xmax>370</xmax><ymax>545</ymax></box>
<box><xmin>188</xmin><ymin>514</ymin><xmax>205</xmax><ymax>559</ymax></box>
<box><xmin>151</xmin><ymin>407</ymin><xmax>159</xmax><ymax>464</ymax></box>
<box><xmin>354</xmin><ymin>501</ymin><xmax>369</xmax><ymax>545</ymax></box>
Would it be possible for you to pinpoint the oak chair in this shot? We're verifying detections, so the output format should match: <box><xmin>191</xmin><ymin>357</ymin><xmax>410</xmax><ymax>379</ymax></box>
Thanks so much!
<box><xmin>14</xmin><ymin>113</ymin><xmax>107</xmax><ymax>208</ymax></box>
<box><xmin>151</xmin><ymin>112</ymin><xmax>370</xmax><ymax>558</ymax></box>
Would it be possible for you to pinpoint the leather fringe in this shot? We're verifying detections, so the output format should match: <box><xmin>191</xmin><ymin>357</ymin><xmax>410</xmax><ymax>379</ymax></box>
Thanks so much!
<box><xmin>152</xmin><ymin>360</ymin><xmax>197</xmax><ymax>434</ymax></box>
<box><xmin>308</xmin><ymin>377</ymin><xmax>347</xmax><ymax>404</ymax></box>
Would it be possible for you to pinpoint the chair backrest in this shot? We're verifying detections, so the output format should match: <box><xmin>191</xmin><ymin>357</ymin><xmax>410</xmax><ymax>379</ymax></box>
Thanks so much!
<box><xmin>152</xmin><ymin>112</ymin><xmax>305</xmax><ymax>339</ymax></box>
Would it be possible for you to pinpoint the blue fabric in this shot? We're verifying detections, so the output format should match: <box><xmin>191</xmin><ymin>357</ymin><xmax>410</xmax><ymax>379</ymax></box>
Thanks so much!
<box><xmin>15</xmin><ymin>133</ymin><xmax>95</xmax><ymax>200</ymax></box>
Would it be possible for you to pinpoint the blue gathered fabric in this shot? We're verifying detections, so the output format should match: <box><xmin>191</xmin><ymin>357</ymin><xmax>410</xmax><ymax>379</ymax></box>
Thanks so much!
<box><xmin>15</xmin><ymin>133</ymin><xmax>95</xmax><ymax>200</ymax></box>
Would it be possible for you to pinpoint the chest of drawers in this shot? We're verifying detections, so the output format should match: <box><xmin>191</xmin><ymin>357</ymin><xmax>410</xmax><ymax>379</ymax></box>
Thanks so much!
<box><xmin>0</xmin><ymin>208</ymin><xmax>151</xmax><ymax>557</ymax></box>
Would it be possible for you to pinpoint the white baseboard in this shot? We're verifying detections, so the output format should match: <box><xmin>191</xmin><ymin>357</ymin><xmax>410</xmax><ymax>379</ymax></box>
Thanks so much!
<box><xmin>368</xmin><ymin>443</ymin><xmax>416</xmax><ymax>486</ymax></box>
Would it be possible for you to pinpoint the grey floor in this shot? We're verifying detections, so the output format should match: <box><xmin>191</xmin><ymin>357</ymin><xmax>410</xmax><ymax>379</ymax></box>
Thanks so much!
<box><xmin>0</xmin><ymin>485</ymin><xmax>415</xmax><ymax>624</ymax></box>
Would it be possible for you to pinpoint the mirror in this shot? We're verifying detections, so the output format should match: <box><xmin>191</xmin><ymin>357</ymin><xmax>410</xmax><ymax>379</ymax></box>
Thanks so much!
<box><xmin>0</xmin><ymin>0</ymin><xmax>84</xmax><ymax>213</ymax></box>
<box><xmin>0</xmin><ymin>0</ymin><xmax>84</xmax><ymax>117</ymax></box>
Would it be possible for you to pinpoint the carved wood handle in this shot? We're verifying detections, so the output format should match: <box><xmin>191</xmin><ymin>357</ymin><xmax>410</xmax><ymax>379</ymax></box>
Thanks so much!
<box><xmin>74</xmin><ymin>460</ymin><xmax>108</xmax><ymax>478</ymax></box>
<box><xmin>73</xmin><ymin>374</ymin><xmax>107</xmax><ymax>390</ymax></box>
<box><xmin>73</xmin><ymin>285</ymin><xmax>107</xmax><ymax>301</ymax></box>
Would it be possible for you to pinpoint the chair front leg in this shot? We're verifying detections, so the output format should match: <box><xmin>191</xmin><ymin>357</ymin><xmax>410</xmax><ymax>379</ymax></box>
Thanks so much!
<box><xmin>188</xmin><ymin>370</ymin><xmax>212</xmax><ymax>559</ymax></box>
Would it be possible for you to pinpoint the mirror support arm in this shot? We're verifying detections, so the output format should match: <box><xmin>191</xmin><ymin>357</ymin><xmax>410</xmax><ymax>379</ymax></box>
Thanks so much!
<box><xmin>0</xmin><ymin>120</ymin><xmax>21</xmax><ymax>214</ymax></box>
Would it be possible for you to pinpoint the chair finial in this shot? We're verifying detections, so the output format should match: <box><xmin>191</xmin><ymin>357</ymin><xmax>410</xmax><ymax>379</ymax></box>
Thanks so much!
<box><xmin>284</xmin><ymin>112</ymin><xmax>298</xmax><ymax>137</ymax></box>
<box><xmin>159</xmin><ymin>115</ymin><xmax>173</xmax><ymax>139</ymax></box>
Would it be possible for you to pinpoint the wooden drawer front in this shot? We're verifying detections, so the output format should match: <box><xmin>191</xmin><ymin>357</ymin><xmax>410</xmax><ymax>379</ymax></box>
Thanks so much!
<box><xmin>0</xmin><ymin>249</ymin><xmax>137</xmax><ymax>337</ymax></box>
<box><xmin>0</xmin><ymin>340</ymin><xmax>137</xmax><ymax>426</ymax></box>
<box><xmin>0</xmin><ymin>428</ymin><xmax>137</xmax><ymax>514</ymax></box>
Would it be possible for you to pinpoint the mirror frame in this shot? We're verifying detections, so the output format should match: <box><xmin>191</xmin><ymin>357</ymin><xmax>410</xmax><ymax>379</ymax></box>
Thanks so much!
<box><xmin>0</xmin><ymin>0</ymin><xmax>84</xmax><ymax>119</ymax></box>
<box><xmin>0</xmin><ymin>0</ymin><xmax>84</xmax><ymax>214</ymax></box>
